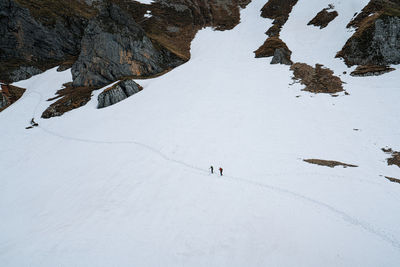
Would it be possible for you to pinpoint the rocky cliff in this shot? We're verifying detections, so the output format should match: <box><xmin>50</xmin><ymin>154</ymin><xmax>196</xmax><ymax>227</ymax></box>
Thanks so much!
<box><xmin>0</xmin><ymin>0</ymin><xmax>249</xmax><ymax>116</ymax></box>
<box><xmin>71</xmin><ymin>3</ymin><xmax>184</xmax><ymax>88</ymax></box>
<box><xmin>0</xmin><ymin>0</ymin><xmax>94</xmax><ymax>83</ymax></box>
<box><xmin>337</xmin><ymin>0</ymin><xmax>400</xmax><ymax>67</ymax></box>
<box><xmin>254</xmin><ymin>0</ymin><xmax>298</xmax><ymax>65</ymax></box>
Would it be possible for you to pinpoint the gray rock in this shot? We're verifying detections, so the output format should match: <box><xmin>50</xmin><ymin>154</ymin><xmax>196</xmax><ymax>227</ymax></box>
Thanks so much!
<box><xmin>271</xmin><ymin>48</ymin><xmax>293</xmax><ymax>65</ymax></box>
<box><xmin>339</xmin><ymin>16</ymin><xmax>400</xmax><ymax>66</ymax></box>
<box><xmin>0</xmin><ymin>93</ymin><xmax>8</xmax><ymax>109</ymax></box>
<box><xmin>7</xmin><ymin>66</ymin><xmax>43</xmax><ymax>82</ymax></box>
<box><xmin>72</xmin><ymin>4</ymin><xmax>184</xmax><ymax>88</ymax></box>
<box><xmin>374</xmin><ymin>16</ymin><xmax>400</xmax><ymax>64</ymax></box>
<box><xmin>97</xmin><ymin>80</ymin><xmax>143</xmax><ymax>108</ymax></box>
<box><xmin>0</xmin><ymin>0</ymin><xmax>87</xmax><ymax>83</ymax></box>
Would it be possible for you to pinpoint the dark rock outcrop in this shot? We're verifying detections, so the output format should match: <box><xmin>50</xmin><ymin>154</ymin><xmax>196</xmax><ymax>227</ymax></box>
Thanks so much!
<box><xmin>290</xmin><ymin>63</ymin><xmax>344</xmax><ymax>94</ymax></box>
<box><xmin>255</xmin><ymin>37</ymin><xmax>293</xmax><ymax>65</ymax></box>
<box><xmin>350</xmin><ymin>65</ymin><xmax>395</xmax><ymax>76</ymax></box>
<box><xmin>255</xmin><ymin>0</ymin><xmax>298</xmax><ymax>64</ymax></box>
<box><xmin>140</xmin><ymin>0</ymin><xmax>251</xmax><ymax>60</ymax></box>
<box><xmin>1</xmin><ymin>0</ymin><xmax>250</xmax><ymax>118</ymax></box>
<box><xmin>308</xmin><ymin>6</ymin><xmax>338</xmax><ymax>29</ymax></box>
<box><xmin>0</xmin><ymin>0</ymin><xmax>94</xmax><ymax>83</ymax></box>
<box><xmin>261</xmin><ymin>0</ymin><xmax>299</xmax><ymax>36</ymax></box>
<box><xmin>0</xmin><ymin>84</ymin><xmax>26</xmax><ymax>111</ymax></box>
<box><xmin>71</xmin><ymin>3</ymin><xmax>184</xmax><ymax>88</ymax></box>
<box><xmin>337</xmin><ymin>0</ymin><xmax>400</xmax><ymax>67</ymax></box>
<box><xmin>98</xmin><ymin>80</ymin><xmax>143</xmax><ymax>109</ymax></box>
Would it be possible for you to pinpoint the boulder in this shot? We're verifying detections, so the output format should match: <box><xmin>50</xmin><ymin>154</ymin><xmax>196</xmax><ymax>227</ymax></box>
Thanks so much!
<box><xmin>271</xmin><ymin>47</ymin><xmax>293</xmax><ymax>65</ymax></box>
<box><xmin>98</xmin><ymin>80</ymin><xmax>143</xmax><ymax>109</ymax></box>
<box><xmin>337</xmin><ymin>0</ymin><xmax>400</xmax><ymax>66</ymax></box>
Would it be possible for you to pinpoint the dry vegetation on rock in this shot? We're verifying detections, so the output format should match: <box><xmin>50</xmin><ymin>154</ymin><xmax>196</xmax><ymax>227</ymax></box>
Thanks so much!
<box><xmin>0</xmin><ymin>84</ymin><xmax>26</xmax><ymax>112</ymax></box>
<box><xmin>290</xmin><ymin>63</ymin><xmax>344</xmax><ymax>94</ymax></box>
<box><xmin>304</xmin><ymin>159</ymin><xmax>358</xmax><ymax>168</ymax></box>
<box><xmin>308</xmin><ymin>5</ymin><xmax>338</xmax><ymax>29</ymax></box>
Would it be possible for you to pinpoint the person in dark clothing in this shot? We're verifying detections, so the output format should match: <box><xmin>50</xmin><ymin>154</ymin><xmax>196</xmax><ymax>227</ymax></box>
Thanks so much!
<box><xmin>30</xmin><ymin>118</ymin><xmax>38</xmax><ymax>127</ymax></box>
<box><xmin>210</xmin><ymin>166</ymin><xmax>214</xmax><ymax>174</ymax></box>
<box><xmin>219</xmin><ymin>167</ymin><xmax>223</xmax><ymax>176</ymax></box>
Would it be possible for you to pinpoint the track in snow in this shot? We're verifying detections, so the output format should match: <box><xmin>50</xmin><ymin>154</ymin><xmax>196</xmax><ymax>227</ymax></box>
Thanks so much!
<box><xmin>28</xmin><ymin>91</ymin><xmax>400</xmax><ymax>251</ymax></box>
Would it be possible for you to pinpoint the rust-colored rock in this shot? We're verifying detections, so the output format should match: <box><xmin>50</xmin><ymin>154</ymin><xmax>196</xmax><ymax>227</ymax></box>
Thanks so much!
<box><xmin>290</xmin><ymin>63</ymin><xmax>344</xmax><ymax>94</ymax></box>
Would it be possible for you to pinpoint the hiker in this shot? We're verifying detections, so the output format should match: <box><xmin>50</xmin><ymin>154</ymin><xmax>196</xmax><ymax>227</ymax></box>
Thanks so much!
<box><xmin>219</xmin><ymin>167</ymin><xmax>223</xmax><ymax>176</ymax></box>
<box><xmin>30</xmin><ymin>118</ymin><xmax>38</xmax><ymax>127</ymax></box>
<box><xmin>210</xmin><ymin>166</ymin><xmax>214</xmax><ymax>174</ymax></box>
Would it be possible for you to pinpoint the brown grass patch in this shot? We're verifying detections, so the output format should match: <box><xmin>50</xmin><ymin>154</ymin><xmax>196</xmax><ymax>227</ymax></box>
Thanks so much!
<box><xmin>0</xmin><ymin>84</ymin><xmax>26</xmax><ymax>112</ymax></box>
<box><xmin>41</xmin><ymin>82</ymin><xmax>98</xmax><ymax>119</ymax></box>
<box><xmin>382</xmin><ymin>148</ymin><xmax>400</xmax><ymax>168</ymax></box>
<box><xmin>385</xmin><ymin>176</ymin><xmax>400</xmax><ymax>184</ymax></box>
<box><xmin>308</xmin><ymin>8</ymin><xmax>338</xmax><ymax>29</ymax></box>
<box><xmin>290</xmin><ymin>63</ymin><xmax>344</xmax><ymax>94</ymax></box>
<box><xmin>304</xmin><ymin>159</ymin><xmax>358</xmax><ymax>168</ymax></box>
<box><xmin>254</xmin><ymin>37</ymin><xmax>290</xmax><ymax>58</ymax></box>
<box><xmin>350</xmin><ymin>65</ymin><xmax>395</xmax><ymax>76</ymax></box>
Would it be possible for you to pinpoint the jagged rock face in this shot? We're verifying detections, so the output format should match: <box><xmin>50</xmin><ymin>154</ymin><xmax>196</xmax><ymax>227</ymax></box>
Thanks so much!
<box><xmin>1</xmin><ymin>0</ymin><xmax>251</xmax><ymax>117</ymax></box>
<box><xmin>0</xmin><ymin>84</ymin><xmax>26</xmax><ymax>111</ymax></box>
<box><xmin>255</xmin><ymin>0</ymin><xmax>297</xmax><ymax>65</ymax></box>
<box><xmin>338</xmin><ymin>15</ymin><xmax>400</xmax><ymax>66</ymax></box>
<box><xmin>98</xmin><ymin>80</ymin><xmax>143</xmax><ymax>109</ymax></box>
<box><xmin>260</xmin><ymin>0</ymin><xmax>298</xmax><ymax>36</ymax></box>
<box><xmin>0</xmin><ymin>0</ymin><xmax>250</xmax><ymax>84</ymax></box>
<box><xmin>141</xmin><ymin>0</ymin><xmax>251</xmax><ymax>60</ymax></box>
<box><xmin>0</xmin><ymin>0</ymin><xmax>92</xmax><ymax>83</ymax></box>
<box><xmin>337</xmin><ymin>0</ymin><xmax>400</xmax><ymax>67</ymax></box>
<box><xmin>71</xmin><ymin>4</ymin><xmax>184</xmax><ymax>88</ymax></box>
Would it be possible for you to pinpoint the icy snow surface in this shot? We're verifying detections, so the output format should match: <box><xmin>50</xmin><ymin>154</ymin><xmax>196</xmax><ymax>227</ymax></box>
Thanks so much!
<box><xmin>1</xmin><ymin>0</ymin><xmax>400</xmax><ymax>266</ymax></box>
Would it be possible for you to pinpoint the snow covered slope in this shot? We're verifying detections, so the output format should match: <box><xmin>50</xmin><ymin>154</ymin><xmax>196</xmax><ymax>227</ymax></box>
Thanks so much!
<box><xmin>1</xmin><ymin>0</ymin><xmax>400</xmax><ymax>266</ymax></box>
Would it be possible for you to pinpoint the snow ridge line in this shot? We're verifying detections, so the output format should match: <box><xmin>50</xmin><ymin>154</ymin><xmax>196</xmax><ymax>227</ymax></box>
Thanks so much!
<box><xmin>29</xmin><ymin>90</ymin><xmax>400</xmax><ymax>250</ymax></box>
<box><xmin>36</xmin><ymin>125</ymin><xmax>400</xmax><ymax>251</ymax></box>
